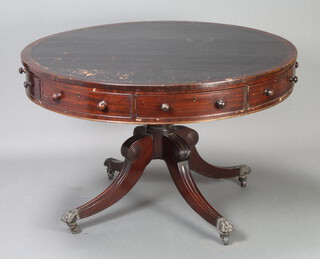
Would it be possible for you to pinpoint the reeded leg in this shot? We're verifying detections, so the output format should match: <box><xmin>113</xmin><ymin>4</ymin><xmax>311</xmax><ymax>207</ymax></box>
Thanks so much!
<box><xmin>174</xmin><ymin>126</ymin><xmax>251</xmax><ymax>186</ymax></box>
<box><xmin>163</xmin><ymin>133</ymin><xmax>234</xmax><ymax>245</ymax></box>
<box><xmin>61</xmin><ymin>133</ymin><xmax>153</xmax><ymax>233</ymax></box>
<box><xmin>62</xmin><ymin>124</ymin><xmax>249</xmax><ymax>244</ymax></box>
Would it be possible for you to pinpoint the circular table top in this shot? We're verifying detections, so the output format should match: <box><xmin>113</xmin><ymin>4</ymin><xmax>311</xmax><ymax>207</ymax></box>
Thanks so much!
<box><xmin>21</xmin><ymin>21</ymin><xmax>298</xmax><ymax>124</ymax></box>
<box><xmin>22</xmin><ymin>21</ymin><xmax>297</xmax><ymax>91</ymax></box>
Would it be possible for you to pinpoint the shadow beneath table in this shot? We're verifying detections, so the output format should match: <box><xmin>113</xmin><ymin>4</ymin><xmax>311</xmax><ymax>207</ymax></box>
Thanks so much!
<box><xmin>56</xmin><ymin>157</ymin><xmax>320</xmax><ymax>245</ymax></box>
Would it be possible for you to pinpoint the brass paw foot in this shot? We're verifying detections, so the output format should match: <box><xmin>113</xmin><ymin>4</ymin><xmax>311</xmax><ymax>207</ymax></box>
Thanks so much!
<box><xmin>61</xmin><ymin>208</ymin><xmax>81</xmax><ymax>234</ymax></box>
<box><xmin>217</xmin><ymin>217</ymin><xmax>234</xmax><ymax>245</ymax></box>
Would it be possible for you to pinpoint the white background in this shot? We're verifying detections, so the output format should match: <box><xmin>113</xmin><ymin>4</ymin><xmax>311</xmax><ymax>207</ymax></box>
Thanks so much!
<box><xmin>1</xmin><ymin>0</ymin><xmax>320</xmax><ymax>258</ymax></box>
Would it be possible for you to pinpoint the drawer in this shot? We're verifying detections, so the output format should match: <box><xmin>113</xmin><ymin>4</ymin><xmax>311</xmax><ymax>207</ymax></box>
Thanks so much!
<box><xmin>41</xmin><ymin>80</ymin><xmax>132</xmax><ymax>118</ymax></box>
<box><xmin>136</xmin><ymin>88</ymin><xmax>245</xmax><ymax>119</ymax></box>
<box><xmin>248</xmin><ymin>68</ymin><xmax>295</xmax><ymax>108</ymax></box>
<box><xmin>25</xmin><ymin>72</ymin><xmax>41</xmax><ymax>101</ymax></box>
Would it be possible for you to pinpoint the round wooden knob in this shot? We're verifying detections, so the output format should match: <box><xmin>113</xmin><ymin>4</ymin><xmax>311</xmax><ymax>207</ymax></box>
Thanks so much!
<box><xmin>23</xmin><ymin>81</ymin><xmax>32</xmax><ymax>88</ymax></box>
<box><xmin>264</xmin><ymin>89</ymin><xmax>273</xmax><ymax>96</ymax></box>
<box><xmin>161</xmin><ymin>103</ymin><xmax>170</xmax><ymax>112</ymax></box>
<box><xmin>52</xmin><ymin>92</ymin><xmax>63</xmax><ymax>101</ymax></box>
<box><xmin>97</xmin><ymin>101</ymin><xmax>108</xmax><ymax>110</ymax></box>
<box><xmin>19</xmin><ymin>67</ymin><xmax>26</xmax><ymax>74</ymax></box>
<box><xmin>215</xmin><ymin>100</ymin><xmax>226</xmax><ymax>109</ymax></box>
<box><xmin>289</xmin><ymin>76</ymin><xmax>298</xmax><ymax>83</ymax></box>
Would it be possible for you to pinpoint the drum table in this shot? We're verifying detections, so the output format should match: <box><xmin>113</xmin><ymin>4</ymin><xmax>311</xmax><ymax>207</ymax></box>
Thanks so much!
<box><xmin>20</xmin><ymin>21</ymin><xmax>298</xmax><ymax>245</ymax></box>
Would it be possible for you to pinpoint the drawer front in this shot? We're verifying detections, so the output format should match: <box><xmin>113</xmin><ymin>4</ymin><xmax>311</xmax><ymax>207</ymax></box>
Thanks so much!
<box><xmin>41</xmin><ymin>80</ymin><xmax>132</xmax><ymax>118</ymax></box>
<box><xmin>136</xmin><ymin>88</ymin><xmax>245</xmax><ymax>120</ymax></box>
<box><xmin>25</xmin><ymin>72</ymin><xmax>41</xmax><ymax>102</ymax></box>
<box><xmin>248</xmin><ymin>68</ymin><xmax>295</xmax><ymax>108</ymax></box>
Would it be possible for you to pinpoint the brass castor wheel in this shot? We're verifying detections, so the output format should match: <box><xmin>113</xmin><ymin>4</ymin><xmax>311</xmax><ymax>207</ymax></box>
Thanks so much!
<box><xmin>238</xmin><ymin>176</ymin><xmax>247</xmax><ymax>187</ymax></box>
<box><xmin>107</xmin><ymin>168</ymin><xmax>115</xmax><ymax>180</ymax></box>
<box><xmin>61</xmin><ymin>209</ymin><xmax>81</xmax><ymax>234</ymax></box>
<box><xmin>220</xmin><ymin>233</ymin><xmax>230</xmax><ymax>245</ymax></box>
<box><xmin>238</xmin><ymin>165</ymin><xmax>251</xmax><ymax>187</ymax></box>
